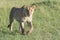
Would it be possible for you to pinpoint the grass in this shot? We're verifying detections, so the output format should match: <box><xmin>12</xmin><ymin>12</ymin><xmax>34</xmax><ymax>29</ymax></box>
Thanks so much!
<box><xmin>0</xmin><ymin>0</ymin><xmax>60</xmax><ymax>40</ymax></box>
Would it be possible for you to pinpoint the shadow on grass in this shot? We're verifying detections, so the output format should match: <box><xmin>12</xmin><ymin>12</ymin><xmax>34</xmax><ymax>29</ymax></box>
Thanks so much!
<box><xmin>0</xmin><ymin>29</ymin><xmax>20</xmax><ymax>35</ymax></box>
<box><xmin>32</xmin><ymin>1</ymin><xmax>57</xmax><ymax>5</ymax></box>
<box><xmin>31</xmin><ymin>1</ymin><xmax>59</xmax><ymax>9</ymax></box>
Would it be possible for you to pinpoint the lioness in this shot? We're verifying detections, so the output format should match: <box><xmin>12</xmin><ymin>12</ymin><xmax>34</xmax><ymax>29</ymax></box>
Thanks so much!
<box><xmin>8</xmin><ymin>4</ymin><xmax>35</xmax><ymax>35</ymax></box>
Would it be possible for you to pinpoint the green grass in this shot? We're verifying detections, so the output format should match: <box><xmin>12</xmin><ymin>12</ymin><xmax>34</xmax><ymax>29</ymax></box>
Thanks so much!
<box><xmin>0</xmin><ymin>0</ymin><xmax>60</xmax><ymax>40</ymax></box>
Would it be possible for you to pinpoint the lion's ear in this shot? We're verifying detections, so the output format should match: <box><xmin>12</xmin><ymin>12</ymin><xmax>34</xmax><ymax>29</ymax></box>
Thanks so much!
<box><xmin>31</xmin><ymin>4</ymin><xmax>36</xmax><ymax>9</ymax></box>
<box><xmin>21</xmin><ymin>5</ymin><xmax>27</xmax><ymax>9</ymax></box>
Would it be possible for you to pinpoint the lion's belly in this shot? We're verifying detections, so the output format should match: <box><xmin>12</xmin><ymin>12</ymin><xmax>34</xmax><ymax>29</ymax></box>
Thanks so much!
<box><xmin>14</xmin><ymin>14</ymin><xmax>32</xmax><ymax>22</ymax></box>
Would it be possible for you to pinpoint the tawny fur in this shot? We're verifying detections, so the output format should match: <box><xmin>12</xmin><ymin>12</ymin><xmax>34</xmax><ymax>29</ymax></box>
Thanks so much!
<box><xmin>8</xmin><ymin>4</ymin><xmax>35</xmax><ymax>35</ymax></box>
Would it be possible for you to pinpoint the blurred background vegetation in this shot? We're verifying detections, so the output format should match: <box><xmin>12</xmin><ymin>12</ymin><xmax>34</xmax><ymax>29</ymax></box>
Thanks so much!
<box><xmin>0</xmin><ymin>0</ymin><xmax>60</xmax><ymax>40</ymax></box>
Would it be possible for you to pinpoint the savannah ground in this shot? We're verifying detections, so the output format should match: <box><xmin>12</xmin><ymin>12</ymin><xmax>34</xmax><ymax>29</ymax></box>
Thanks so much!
<box><xmin>0</xmin><ymin>0</ymin><xmax>60</xmax><ymax>40</ymax></box>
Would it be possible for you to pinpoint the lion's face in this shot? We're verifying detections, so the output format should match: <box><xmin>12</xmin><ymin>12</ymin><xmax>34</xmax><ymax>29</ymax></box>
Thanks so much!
<box><xmin>21</xmin><ymin>4</ymin><xmax>36</xmax><ymax>16</ymax></box>
<box><xmin>26</xmin><ymin>5</ymin><xmax>36</xmax><ymax>16</ymax></box>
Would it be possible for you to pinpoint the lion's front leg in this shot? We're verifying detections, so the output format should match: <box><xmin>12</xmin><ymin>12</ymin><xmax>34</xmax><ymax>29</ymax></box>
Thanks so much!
<box><xmin>19</xmin><ymin>22</ymin><xmax>25</xmax><ymax>35</ymax></box>
<box><xmin>27</xmin><ymin>21</ymin><xmax>33</xmax><ymax>34</ymax></box>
